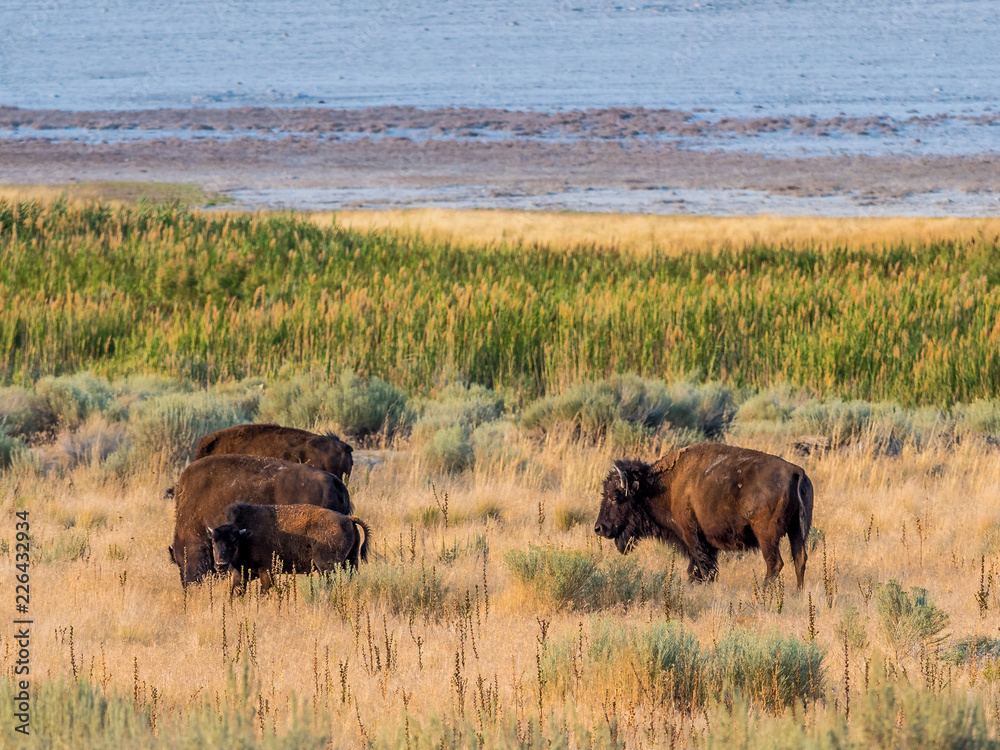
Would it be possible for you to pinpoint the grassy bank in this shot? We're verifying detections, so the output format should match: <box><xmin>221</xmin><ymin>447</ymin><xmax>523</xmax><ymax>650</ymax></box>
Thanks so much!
<box><xmin>2</xmin><ymin>201</ymin><xmax>1000</xmax><ymax>404</ymax></box>
<box><xmin>327</xmin><ymin>209</ymin><xmax>1000</xmax><ymax>256</ymax></box>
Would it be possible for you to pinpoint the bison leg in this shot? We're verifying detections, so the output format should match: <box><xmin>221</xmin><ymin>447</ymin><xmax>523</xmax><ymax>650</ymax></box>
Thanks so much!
<box><xmin>230</xmin><ymin>569</ymin><xmax>248</xmax><ymax>597</ymax></box>
<box><xmin>258</xmin><ymin>568</ymin><xmax>274</xmax><ymax>594</ymax></box>
<box><xmin>678</xmin><ymin>523</ymin><xmax>719</xmax><ymax>583</ymax></box>
<box><xmin>757</xmin><ymin>533</ymin><xmax>785</xmax><ymax>582</ymax></box>
<box><xmin>788</xmin><ymin>527</ymin><xmax>808</xmax><ymax>590</ymax></box>
<box><xmin>686</xmin><ymin>539</ymin><xmax>719</xmax><ymax>583</ymax></box>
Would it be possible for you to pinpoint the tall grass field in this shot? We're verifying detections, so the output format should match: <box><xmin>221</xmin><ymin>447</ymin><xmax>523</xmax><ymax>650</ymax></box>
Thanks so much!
<box><xmin>2</xmin><ymin>201</ymin><xmax>1000</xmax><ymax>404</ymax></box>
<box><xmin>1</xmin><ymin>199</ymin><xmax>999</xmax><ymax>749</ymax></box>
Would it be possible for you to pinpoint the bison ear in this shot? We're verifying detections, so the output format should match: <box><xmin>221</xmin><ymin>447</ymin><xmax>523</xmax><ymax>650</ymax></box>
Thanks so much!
<box><xmin>205</xmin><ymin>526</ymin><xmax>213</xmax><ymax>539</ymax></box>
<box><xmin>239</xmin><ymin>529</ymin><xmax>252</xmax><ymax>539</ymax></box>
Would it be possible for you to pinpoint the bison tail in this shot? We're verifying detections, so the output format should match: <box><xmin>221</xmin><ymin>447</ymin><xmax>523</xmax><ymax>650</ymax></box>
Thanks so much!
<box><xmin>796</xmin><ymin>473</ymin><xmax>814</xmax><ymax>540</ymax></box>
<box><xmin>163</xmin><ymin>486</ymin><xmax>175</xmax><ymax>501</ymax></box>
<box><xmin>349</xmin><ymin>516</ymin><xmax>370</xmax><ymax>567</ymax></box>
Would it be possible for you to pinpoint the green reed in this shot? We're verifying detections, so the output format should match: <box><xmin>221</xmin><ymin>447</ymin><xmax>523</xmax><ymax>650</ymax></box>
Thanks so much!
<box><xmin>3</xmin><ymin>200</ymin><xmax>1000</xmax><ymax>405</ymax></box>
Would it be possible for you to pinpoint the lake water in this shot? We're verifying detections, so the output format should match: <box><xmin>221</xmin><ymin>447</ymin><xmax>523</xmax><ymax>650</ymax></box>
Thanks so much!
<box><xmin>1</xmin><ymin>0</ymin><xmax>996</xmax><ymax>118</ymax></box>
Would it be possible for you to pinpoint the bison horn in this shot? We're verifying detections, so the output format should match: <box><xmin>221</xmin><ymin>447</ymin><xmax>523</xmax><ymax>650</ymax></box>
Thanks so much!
<box><xmin>615</xmin><ymin>465</ymin><xmax>629</xmax><ymax>494</ymax></box>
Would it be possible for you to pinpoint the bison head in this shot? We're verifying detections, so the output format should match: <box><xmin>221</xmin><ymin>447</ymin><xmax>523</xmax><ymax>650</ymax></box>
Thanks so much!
<box><xmin>594</xmin><ymin>459</ymin><xmax>655</xmax><ymax>554</ymax></box>
<box><xmin>169</xmin><ymin>542</ymin><xmax>212</xmax><ymax>586</ymax></box>
<box><xmin>207</xmin><ymin>525</ymin><xmax>251</xmax><ymax>572</ymax></box>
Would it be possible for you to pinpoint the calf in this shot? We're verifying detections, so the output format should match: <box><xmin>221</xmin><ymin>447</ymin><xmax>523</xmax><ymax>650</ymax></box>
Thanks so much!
<box><xmin>208</xmin><ymin>503</ymin><xmax>370</xmax><ymax>594</ymax></box>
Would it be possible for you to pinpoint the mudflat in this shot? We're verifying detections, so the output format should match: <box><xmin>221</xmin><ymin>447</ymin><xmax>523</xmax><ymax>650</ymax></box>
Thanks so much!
<box><xmin>2</xmin><ymin>106</ymin><xmax>999</xmax><ymax>214</ymax></box>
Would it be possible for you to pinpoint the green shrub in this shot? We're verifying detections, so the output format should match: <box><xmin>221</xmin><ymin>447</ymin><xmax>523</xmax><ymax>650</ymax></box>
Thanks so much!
<box><xmin>608</xmin><ymin>418</ymin><xmax>652</xmax><ymax>451</ymax></box>
<box><xmin>734</xmin><ymin>386</ymin><xmax>798</xmax><ymax>423</ymax></box>
<box><xmin>505</xmin><ymin>545</ymin><xmax>664</xmax><ymax>611</ymax></box>
<box><xmin>453</xmin><ymin>501</ymin><xmax>503</xmax><ymax>525</ymax></box>
<box><xmin>520</xmin><ymin>375</ymin><xmax>734</xmax><ymax>441</ymax></box>
<box><xmin>710</xmin><ymin>628</ymin><xmax>824</xmax><ymax>710</ymax></box>
<box><xmin>944</xmin><ymin>636</ymin><xmax>1000</xmax><ymax>665</ymax></box>
<box><xmin>859</xmin><ymin>659</ymin><xmax>995</xmax><ymax>750</ymax></box>
<box><xmin>421</xmin><ymin>424</ymin><xmax>474</xmax><ymax>474</ymax></box>
<box><xmin>405</xmin><ymin>505</ymin><xmax>442</xmax><ymax>528</ymax></box>
<box><xmin>791</xmin><ymin>398</ymin><xmax>874</xmax><ymax>444</ymax></box>
<box><xmin>506</xmin><ymin>546</ymin><xmax>597</xmax><ymax>608</ymax></box>
<box><xmin>834</xmin><ymin>606</ymin><xmax>870</xmax><ymax>653</ymax></box>
<box><xmin>544</xmin><ymin>621</ymin><xmax>820</xmax><ymax>713</ymax></box>
<box><xmin>2</xmin><ymin>676</ymin><xmax>155</xmax><ymax>749</ymax></box>
<box><xmin>520</xmin><ymin>381</ymin><xmax>619</xmax><ymax>438</ymax></box>
<box><xmin>35</xmin><ymin>372</ymin><xmax>119</xmax><ymax>428</ymax></box>
<box><xmin>953</xmin><ymin>399</ymin><xmax>1000</xmax><ymax>438</ymax></box>
<box><xmin>553</xmin><ymin>505</ymin><xmax>590</xmax><ymax>532</ymax></box>
<box><xmin>49</xmin><ymin>417</ymin><xmax>129</xmax><ymax>470</ymax></box>
<box><xmin>471</xmin><ymin>421</ymin><xmax>523</xmax><ymax>469</ymax></box>
<box><xmin>115</xmin><ymin>374</ymin><xmax>191</xmax><ymax>408</ymax></box>
<box><xmin>259</xmin><ymin>371</ymin><xmax>410</xmax><ymax>440</ymax></box>
<box><xmin>704</xmin><ymin>670</ymin><xmax>996</xmax><ymax>750</ymax></box>
<box><xmin>584</xmin><ymin>556</ymin><xmax>659</xmax><ymax>610</ymax></box>
<box><xmin>129</xmin><ymin>390</ymin><xmax>258</xmax><ymax>467</ymax></box>
<box><xmin>598</xmin><ymin>620</ymin><xmax>704</xmax><ymax>704</ymax></box>
<box><xmin>36</xmin><ymin>528</ymin><xmax>91</xmax><ymax>563</ymax></box>
<box><xmin>416</xmin><ymin>382</ymin><xmax>505</xmax><ymax>432</ymax></box>
<box><xmin>0</xmin><ymin>386</ymin><xmax>57</xmax><ymax>440</ymax></box>
<box><xmin>0</xmin><ymin>664</ymin><xmax>331</xmax><ymax>749</ymax></box>
<box><xmin>664</xmin><ymin>381</ymin><xmax>736</xmax><ymax>438</ymax></box>
<box><xmin>0</xmin><ymin>426</ymin><xmax>25</xmax><ymax>469</ymax></box>
<box><xmin>544</xmin><ymin>619</ymin><xmax>705</xmax><ymax>708</ymax></box>
<box><xmin>412</xmin><ymin>383</ymin><xmax>506</xmax><ymax>473</ymax></box>
<box><xmin>306</xmin><ymin>559</ymin><xmax>448</xmax><ymax>618</ymax></box>
<box><xmin>875</xmin><ymin>580</ymin><xmax>950</xmax><ymax>660</ymax></box>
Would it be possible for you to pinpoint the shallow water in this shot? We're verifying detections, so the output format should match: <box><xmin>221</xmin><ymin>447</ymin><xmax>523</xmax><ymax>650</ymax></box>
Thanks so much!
<box><xmin>1</xmin><ymin>0</ymin><xmax>996</xmax><ymax>118</ymax></box>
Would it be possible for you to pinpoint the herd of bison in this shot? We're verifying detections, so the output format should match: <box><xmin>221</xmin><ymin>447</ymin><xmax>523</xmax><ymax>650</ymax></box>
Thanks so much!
<box><xmin>167</xmin><ymin>423</ymin><xmax>815</xmax><ymax>594</ymax></box>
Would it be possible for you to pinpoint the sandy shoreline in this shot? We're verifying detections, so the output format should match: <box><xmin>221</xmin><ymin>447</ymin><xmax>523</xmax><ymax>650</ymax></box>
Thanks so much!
<box><xmin>2</xmin><ymin>106</ymin><xmax>999</xmax><ymax>215</ymax></box>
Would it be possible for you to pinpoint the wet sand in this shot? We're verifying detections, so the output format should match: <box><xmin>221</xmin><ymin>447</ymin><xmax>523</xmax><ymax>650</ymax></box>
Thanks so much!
<box><xmin>2</xmin><ymin>106</ymin><xmax>999</xmax><ymax>214</ymax></box>
<box><xmin>8</xmin><ymin>105</ymin><xmax>998</xmax><ymax>138</ymax></box>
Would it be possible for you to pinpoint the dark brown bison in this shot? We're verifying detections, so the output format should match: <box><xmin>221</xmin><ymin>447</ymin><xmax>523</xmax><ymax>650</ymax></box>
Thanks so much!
<box><xmin>594</xmin><ymin>443</ymin><xmax>814</xmax><ymax>588</ymax></box>
<box><xmin>194</xmin><ymin>424</ymin><xmax>354</xmax><ymax>480</ymax></box>
<box><xmin>208</xmin><ymin>503</ymin><xmax>370</xmax><ymax>593</ymax></box>
<box><xmin>168</xmin><ymin>454</ymin><xmax>352</xmax><ymax>585</ymax></box>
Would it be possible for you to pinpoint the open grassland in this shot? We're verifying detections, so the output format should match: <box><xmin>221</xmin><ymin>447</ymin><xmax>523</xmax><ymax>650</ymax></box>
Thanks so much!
<box><xmin>2</xmin><ymin>422</ymin><xmax>1000</xmax><ymax>748</ymax></box>
<box><xmin>326</xmin><ymin>209</ymin><xmax>1000</xmax><ymax>256</ymax></box>
<box><xmin>0</xmin><ymin>183</ymin><xmax>228</xmax><ymax>208</ymax></box>
<box><xmin>2</xmin><ymin>200</ymin><xmax>1000</xmax><ymax>747</ymax></box>
<box><xmin>3</xmin><ymin>201</ymin><xmax>1000</xmax><ymax>404</ymax></box>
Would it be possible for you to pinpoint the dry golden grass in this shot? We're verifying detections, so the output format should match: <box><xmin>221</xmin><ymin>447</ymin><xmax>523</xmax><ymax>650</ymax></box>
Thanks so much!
<box><xmin>5</xmin><ymin>431</ymin><xmax>1000</xmax><ymax>746</ymax></box>
<box><xmin>0</xmin><ymin>182</ymin><xmax>227</xmax><ymax>207</ymax></box>
<box><xmin>319</xmin><ymin>209</ymin><xmax>1000</xmax><ymax>254</ymax></box>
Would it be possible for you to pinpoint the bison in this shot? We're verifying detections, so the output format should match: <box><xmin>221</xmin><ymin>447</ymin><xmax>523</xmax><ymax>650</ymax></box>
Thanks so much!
<box><xmin>208</xmin><ymin>503</ymin><xmax>370</xmax><ymax>594</ymax></box>
<box><xmin>168</xmin><ymin>454</ymin><xmax>352</xmax><ymax>585</ymax></box>
<box><xmin>594</xmin><ymin>443</ymin><xmax>814</xmax><ymax>588</ymax></box>
<box><xmin>194</xmin><ymin>424</ymin><xmax>354</xmax><ymax>481</ymax></box>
